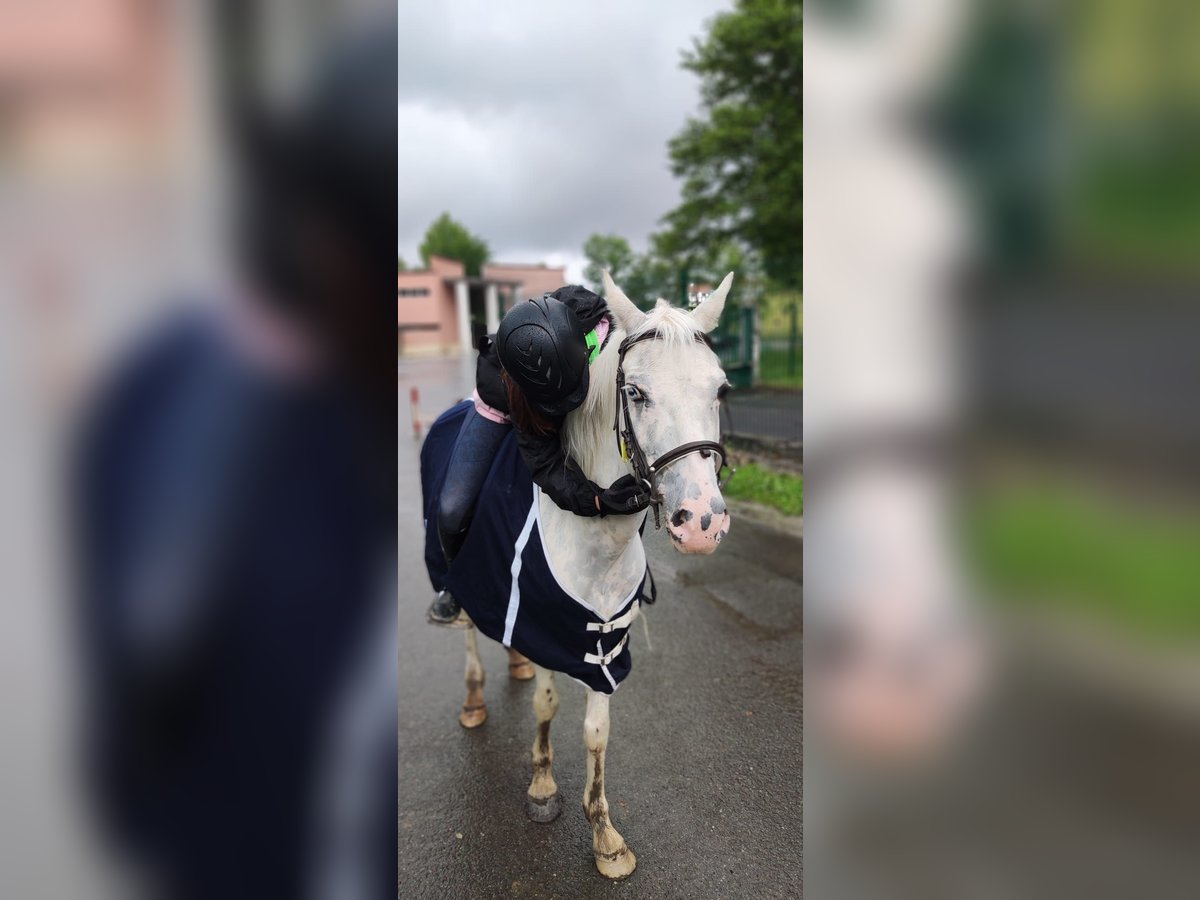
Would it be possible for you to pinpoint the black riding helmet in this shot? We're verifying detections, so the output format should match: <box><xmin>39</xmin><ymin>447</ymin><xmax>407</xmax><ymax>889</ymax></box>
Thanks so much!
<box><xmin>496</xmin><ymin>295</ymin><xmax>592</xmax><ymax>417</ymax></box>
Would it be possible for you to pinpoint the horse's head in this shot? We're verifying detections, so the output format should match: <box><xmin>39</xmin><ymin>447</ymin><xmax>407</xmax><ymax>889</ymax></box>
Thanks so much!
<box><xmin>602</xmin><ymin>271</ymin><xmax>734</xmax><ymax>554</ymax></box>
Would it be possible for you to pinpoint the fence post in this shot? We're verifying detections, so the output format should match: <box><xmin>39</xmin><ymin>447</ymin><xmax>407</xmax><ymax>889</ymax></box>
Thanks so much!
<box><xmin>748</xmin><ymin>305</ymin><xmax>760</xmax><ymax>387</ymax></box>
<box><xmin>410</xmin><ymin>387</ymin><xmax>422</xmax><ymax>439</ymax></box>
<box><xmin>787</xmin><ymin>298</ymin><xmax>798</xmax><ymax>379</ymax></box>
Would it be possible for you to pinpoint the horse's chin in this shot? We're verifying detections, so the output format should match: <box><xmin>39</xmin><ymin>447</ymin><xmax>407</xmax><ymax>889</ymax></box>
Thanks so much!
<box><xmin>672</xmin><ymin>540</ymin><xmax>720</xmax><ymax>555</ymax></box>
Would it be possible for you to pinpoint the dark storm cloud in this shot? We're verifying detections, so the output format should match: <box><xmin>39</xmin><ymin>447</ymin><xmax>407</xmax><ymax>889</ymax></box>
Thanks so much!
<box><xmin>397</xmin><ymin>0</ymin><xmax>730</xmax><ymax>279</ymax></box>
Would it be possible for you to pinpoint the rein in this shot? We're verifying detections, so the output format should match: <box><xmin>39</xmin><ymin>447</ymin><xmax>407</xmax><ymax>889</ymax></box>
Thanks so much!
<box><xmin>612</xmin><ymin>329</ymin><xmax>733</xmax><ymax>529</ymax></box>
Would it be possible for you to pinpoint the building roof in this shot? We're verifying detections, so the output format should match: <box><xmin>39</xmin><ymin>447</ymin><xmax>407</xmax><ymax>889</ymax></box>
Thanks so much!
<box><xmin>397</xmin><ymin>258</ymin><xmax>563</xmax><ymax>288</ymax></box>
<box><xmin>483</xmin><ymin>262</ymin><xmax>564</xmax><ymax>269</ymax></box>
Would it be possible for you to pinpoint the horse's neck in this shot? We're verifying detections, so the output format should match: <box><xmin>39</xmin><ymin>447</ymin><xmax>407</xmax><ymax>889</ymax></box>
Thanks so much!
<box><xmin>539</xmin><ymin>498</ymin><xmax>646</xmax><ymax>621</ymax></box>
<box><xmin>540</xmin><ymin>351</ymin><xmax>646</xmax><ymax>620</ymax></box>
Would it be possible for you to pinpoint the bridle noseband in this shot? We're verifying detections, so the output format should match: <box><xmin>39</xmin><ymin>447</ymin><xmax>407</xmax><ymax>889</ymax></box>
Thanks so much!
<box><xmin>613</xmin><ymin>329</ymin><xmax>734</xmax><ymax>529</ymax></box>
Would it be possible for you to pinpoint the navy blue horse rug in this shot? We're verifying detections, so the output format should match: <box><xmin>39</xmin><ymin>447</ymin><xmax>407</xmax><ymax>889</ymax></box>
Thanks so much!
<box><xmin>420</xmin><ymin>401</ymin><xmax>650</xmax><ymax>694</ymax></box>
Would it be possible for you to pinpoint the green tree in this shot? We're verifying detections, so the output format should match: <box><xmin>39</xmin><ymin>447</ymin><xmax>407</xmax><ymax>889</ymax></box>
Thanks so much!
<box><xmin>419</xmin><ymin>213</ymin><xmax>490</xmax><ymax>276</ymax></box>
<box><xmin>621</xmin><ymin>253</ymin><xmax>678</xmax><ymax>310</ymax></box>
<box><xmin>692</xmin><ymin>242</ymin><xmax>766</xmax><ymax>303</ymax></box>
<box><xmin>397</xmin><ymin>255</ymin><xmax>407</xmax><ymax>273</ymax></box>
<box><xmin>582</xmin><ymin>233</ymin><xmax>635</xmax><ymax>291</ymax></box>
<box><xmin>582</xmin><ymin>232</ymin><xmax>678</xmax><ymax>309</ymax></box>
<box><xmin>657</xmin><ymin>0</ymin><xmax>803</xmax><ymax>289</ymax></box>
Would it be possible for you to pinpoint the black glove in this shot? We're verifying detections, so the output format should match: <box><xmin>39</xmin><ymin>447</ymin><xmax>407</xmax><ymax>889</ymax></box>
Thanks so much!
<box><xmin>597</xmin><ymin>475</ymin><xmax>651</xmax><ymax>517</ymax></box>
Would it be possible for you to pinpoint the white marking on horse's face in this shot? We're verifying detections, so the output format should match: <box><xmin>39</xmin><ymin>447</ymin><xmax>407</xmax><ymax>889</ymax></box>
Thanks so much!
<box><xmin>621</xmin><ymin>326</ymin><xmax>731</xmax><ymax>554</ymax></box>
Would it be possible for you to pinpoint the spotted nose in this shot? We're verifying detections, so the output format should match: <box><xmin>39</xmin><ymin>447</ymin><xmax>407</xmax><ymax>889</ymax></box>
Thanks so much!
<box><xmin>666</xmin><ymin>495</ymin><xmax>731</xmax><ymax>554</ymax></box>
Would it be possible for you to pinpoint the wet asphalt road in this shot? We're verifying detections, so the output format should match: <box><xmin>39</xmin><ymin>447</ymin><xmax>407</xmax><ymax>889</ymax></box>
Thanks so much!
<box><xmin>724</xmin><ymin>389</ymin><xmax>803</xmax><ymax>444</ymax></box>
<box><xmin>398</xmin><ymin>356</ymin><xmax>804</xmax><ymax>899</ymax></box>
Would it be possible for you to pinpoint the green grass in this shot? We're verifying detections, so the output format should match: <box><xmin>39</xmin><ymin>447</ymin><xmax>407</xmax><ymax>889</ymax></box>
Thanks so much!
<box><xmin>971</xmin><ymin>483</ymin><xmax>1200</xmax><ymax>640</ymax></box>
<box><xmin>758</xmin><ymin>346</ymin><xmax>803</xmax><ymax>389</ymax></box>
<box><xmin>723</xmin><ymin>462</ymin><xmax>803</xmax><ymax>517</ymax></box>
<box><xmin>1071</xmin><ymin>157</ymin><xmax>1200</xmax><ymax>274</ymax></box>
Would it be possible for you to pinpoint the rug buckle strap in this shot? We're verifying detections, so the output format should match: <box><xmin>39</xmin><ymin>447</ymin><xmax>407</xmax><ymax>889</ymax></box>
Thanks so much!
<box><xmin>585</xmin><ymin>599</ymin><xmax>640</xmax><ymax>634</ymax></box>
<box><xmin>583</xmin><ymin>633</ymin><xmax>630</xmax><ymax>667</ymax></box>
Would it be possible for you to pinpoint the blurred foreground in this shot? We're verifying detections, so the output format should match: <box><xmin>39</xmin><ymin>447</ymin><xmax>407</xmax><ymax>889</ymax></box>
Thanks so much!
<box><xmin>0</xmin><ymin>2</ymin><xmax>396</xmax><ymax>897</ymax></box>
<box><xmin>806</xmin><ymin>1</ymin><xmax>1200</xmax><ymax>897</ymax></box>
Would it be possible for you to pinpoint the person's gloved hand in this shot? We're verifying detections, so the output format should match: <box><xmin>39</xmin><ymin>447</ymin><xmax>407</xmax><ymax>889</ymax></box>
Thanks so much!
<box><xmin>597</xmin><ymin>474</ymin><xmax>651</xmax><ymax>517</ymax></box>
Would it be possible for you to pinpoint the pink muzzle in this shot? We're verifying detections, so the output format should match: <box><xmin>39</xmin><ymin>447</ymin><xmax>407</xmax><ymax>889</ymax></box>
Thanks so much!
<box><xmin>666</xmin><ymin>491</ymin><xmax>731</xmax><ymax>554</ymax></box>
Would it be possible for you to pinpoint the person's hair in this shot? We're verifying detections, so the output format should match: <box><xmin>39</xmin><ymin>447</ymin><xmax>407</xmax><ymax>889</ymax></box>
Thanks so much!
<box><xmin>502</xmin><ymin>370</ymin><xmax>557</xmax><ymax>437</ymax></box>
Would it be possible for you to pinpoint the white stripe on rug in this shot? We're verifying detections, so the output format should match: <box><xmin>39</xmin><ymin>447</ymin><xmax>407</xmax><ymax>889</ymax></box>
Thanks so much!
<box><xmin>502</xmin><ymin>488</ymin><xmax>540</xmax><ymax>646</ymax></box>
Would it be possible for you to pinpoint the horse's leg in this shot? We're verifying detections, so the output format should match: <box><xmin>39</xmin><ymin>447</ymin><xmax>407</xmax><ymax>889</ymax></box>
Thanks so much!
<box><xmin>582</xmin><ymin>690</ymin><xmax>636</xmax><ymax>878</ymax></box>
<box><xmin>459</xmin><ymin>621</ymin><xmax>487</xmax><ymax>728</ymax></box>
<box><xmin>508</xmin><ymin>647</ymin><xmax>535</xmax><ymax>681</ymax></box>
<box><xmin>524</xmin><ymin>664</ymin><xmax>562</xmax><ymax>822</ymax></box>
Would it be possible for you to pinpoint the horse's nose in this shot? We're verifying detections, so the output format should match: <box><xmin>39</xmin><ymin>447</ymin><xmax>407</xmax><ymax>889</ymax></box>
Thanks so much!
<box><xmin>667</xmin><ymin>498</ymin><xmax>731</xmax><ymax>555</ymax></box>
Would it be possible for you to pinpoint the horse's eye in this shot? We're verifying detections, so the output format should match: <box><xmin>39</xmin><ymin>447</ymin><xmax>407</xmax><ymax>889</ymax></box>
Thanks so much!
<box><xmin>624</xmin><ymin>385</ymin><xmax>645</xmax><ymax>402</ymax></box>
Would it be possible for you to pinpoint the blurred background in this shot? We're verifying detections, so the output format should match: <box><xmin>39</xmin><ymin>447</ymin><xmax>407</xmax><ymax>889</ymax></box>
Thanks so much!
<box><xmin>1</xmin><ymin>1</ymin><xmax>396</xmax><ymax>897</ymax></box>
<box><xmin>807</xmin><ymin>0</ymin><xmax>1200</xmax><ymax>897</ymax></box>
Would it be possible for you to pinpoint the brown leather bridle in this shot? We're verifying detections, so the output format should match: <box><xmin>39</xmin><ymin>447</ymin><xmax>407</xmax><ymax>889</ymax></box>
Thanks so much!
<box><xmin>613</xmin><ymin>329</ymin><xmax>734</xmax><ymax>529</ymax></box>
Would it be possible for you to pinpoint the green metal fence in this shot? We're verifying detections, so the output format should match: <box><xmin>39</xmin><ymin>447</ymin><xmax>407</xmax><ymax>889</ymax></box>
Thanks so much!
<box><xmin>757</xmin><ymin>293</ymin><xmax>802</xmax><ymax>389</ymax></box>
<box><xmin>711</xmin><ymin>305</ymin><xmax>756</xmax><ymax>389</ymax></box>
<box><xmin>700</xmin><ymin>286</ymin><xmax>802</xmax><ymax>390</ymax></box>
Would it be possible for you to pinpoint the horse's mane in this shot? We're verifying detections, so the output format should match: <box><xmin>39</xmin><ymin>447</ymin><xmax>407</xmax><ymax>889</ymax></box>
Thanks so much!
<box><xmin>633</xmin><ymin>300</ymin><xmax>707</xmax><ymax>351</ymax></box>
<box><xmin>562</xmin><ymin>322</ymin><xmax>622</xmax><ymax>484</ymax></box>
<box><xmin>563</xmin><ymin>303</ymin><xmax>705</xmax><ymax>485</ymax></box>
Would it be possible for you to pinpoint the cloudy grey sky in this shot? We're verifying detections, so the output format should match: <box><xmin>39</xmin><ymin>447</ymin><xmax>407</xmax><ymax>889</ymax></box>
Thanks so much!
<box><xmin>397</xmin><ymin>0</ymin><xmax>731</xmax><ymax>282</ymax></box>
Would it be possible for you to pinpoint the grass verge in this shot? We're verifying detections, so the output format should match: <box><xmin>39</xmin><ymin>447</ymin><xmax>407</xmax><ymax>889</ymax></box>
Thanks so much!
<box><xmin>971</xmin><ymin>482</ymin><xmax>1200</xmax><ymax>640</ymax></box>
<box><xmin>723</xmin><ymin>461</ymin><xmax>803</xmax><ymax>517</ymax></box>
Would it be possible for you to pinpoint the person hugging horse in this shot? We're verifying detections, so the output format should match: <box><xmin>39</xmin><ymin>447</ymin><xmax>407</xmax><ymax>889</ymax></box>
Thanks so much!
<box><xmin>427</xmin><ymin>285</ymin><xmax>652</xmax><ymax>627</ymax></box>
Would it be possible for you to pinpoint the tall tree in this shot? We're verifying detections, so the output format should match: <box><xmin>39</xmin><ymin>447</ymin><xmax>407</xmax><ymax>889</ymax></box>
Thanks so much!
<box><xmin>657</xmin><ymin>0</ymin><xmax>803</xmax><ymax>289</ymax></box>
<box><xmin>397</xmin><ymin>255</ymin><xmax>407</xmax><ymax>273</ymax></box>
<box><xmin>582</xmin><ymin>232</ymin><xmax>677</xmax><ymax>309</ymax></box>
<box><xmin>622</xmin><ymin>253</ymin><xmax>678</xmax><ymax>310</ymax></box>
<box><xmin>419</xmin><ymin>213</ymin><xmax>490</xmax><ymax>276</ymax></box>
<box><xmin>582</xmin><ymin>234</ymin><xmax>635</xmax><ymax>291</ymax></box>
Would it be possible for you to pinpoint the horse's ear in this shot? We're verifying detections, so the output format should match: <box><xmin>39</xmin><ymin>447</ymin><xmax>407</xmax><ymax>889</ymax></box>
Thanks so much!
<box><xmin>602</xmin><ymin>270</ymin><xmax>646</xmax><ymax>333</ymax></box>
<box><xmin>691</xmin><ymin>272</ymin><xmax>734</xmax><ymax>332</ymax></box>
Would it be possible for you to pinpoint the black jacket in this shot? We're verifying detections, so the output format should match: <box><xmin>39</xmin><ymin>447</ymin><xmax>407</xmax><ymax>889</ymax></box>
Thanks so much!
<box><xmin>475</xmin><ymin>286</ymin><xmax>608</xmax><ymax>517</ymax></box>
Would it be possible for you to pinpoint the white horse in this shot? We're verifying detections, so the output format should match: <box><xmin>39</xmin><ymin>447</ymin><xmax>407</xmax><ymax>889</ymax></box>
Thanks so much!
<box><xmin>456</xmin><ymin>270</ymin><xmax>735</xmax><ymax>878</ymax></box>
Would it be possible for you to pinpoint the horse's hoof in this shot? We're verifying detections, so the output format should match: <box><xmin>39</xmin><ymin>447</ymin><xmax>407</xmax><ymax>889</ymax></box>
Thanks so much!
<box><xmin>595</xmin><ymin>844</ymin><xmax>637</xmax><ymax>879</ymax></box>
<box><xmin>525</xmin><ymin>791</ymin><xmax>562</xmax><ymax>823</ymax></box>
<box><xmin>427</xmin><ymin>592</ymin><xmax>471</xmax><ymax>629</ymax></box>
<box><xmin>509</xmin><ymin>660</ymin><xmax>535</xmax><ymax>681</ymax></box>
<box><xmin>458</xmin><ymin>705</ymin><xmax>487</xmax><ymax>728</ymax></box>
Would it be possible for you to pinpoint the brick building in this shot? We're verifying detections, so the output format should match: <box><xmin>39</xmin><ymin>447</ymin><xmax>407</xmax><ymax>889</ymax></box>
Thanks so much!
<box><xmin>397</xmin><ymin>257</ymin><xmax>567</xmax><ymax>355</ymax></box>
